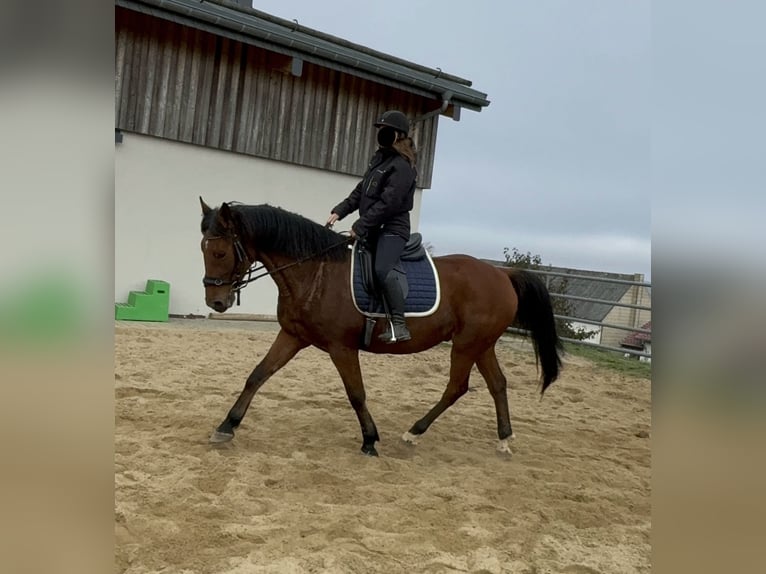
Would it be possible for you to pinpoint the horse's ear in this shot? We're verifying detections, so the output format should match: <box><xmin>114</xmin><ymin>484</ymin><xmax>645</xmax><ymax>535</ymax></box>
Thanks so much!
<box><xmin>200</xmin><ymin>196</ymin><xmax>212</xmax><ymax>216</ymax></box>
<box><xmin>217</xmin><ymin>202</ymin><xmax>234</xmax><ymax>229</ymax></box>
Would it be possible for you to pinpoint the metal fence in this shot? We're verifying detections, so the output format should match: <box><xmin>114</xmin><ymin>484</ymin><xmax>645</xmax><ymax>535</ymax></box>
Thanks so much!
<box><xmin>505</xmin><ymin>268</ymin><xmax>652</xmax><ymax>359</ymax></box>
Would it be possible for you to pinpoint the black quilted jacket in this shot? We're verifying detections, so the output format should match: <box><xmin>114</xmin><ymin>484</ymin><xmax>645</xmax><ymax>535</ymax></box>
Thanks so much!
<box><xmin>332</xmin><ymin>147</ymin><xmax>416</xmax><ymax>240</ymax></box>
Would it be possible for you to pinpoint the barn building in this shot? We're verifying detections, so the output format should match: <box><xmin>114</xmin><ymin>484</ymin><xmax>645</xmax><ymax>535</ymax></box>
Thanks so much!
<box><xmin>115</xmin><ymin>0</ymin><xmax>490</xmax><ymax>317</ymax></box>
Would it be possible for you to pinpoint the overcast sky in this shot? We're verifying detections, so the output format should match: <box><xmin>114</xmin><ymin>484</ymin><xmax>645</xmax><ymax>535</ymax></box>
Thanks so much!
<box><xmin>251</xmin><ymin>0</ymin><xmax>651</xmax><ymax>278</ymax></box>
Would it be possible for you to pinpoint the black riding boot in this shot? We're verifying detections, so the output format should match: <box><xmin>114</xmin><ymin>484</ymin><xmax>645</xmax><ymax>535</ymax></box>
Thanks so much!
<box><xmin>378</xmin><ymin>272</ymin><xmax>411</xmax><ymax>343</ymax></box>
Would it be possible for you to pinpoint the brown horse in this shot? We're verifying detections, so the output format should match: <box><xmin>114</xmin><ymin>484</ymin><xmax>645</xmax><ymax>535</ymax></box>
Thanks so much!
<box><xmin>199</xmin><ymin>198</ymin><xmax>563</xmax><ymax>456</ymax></box>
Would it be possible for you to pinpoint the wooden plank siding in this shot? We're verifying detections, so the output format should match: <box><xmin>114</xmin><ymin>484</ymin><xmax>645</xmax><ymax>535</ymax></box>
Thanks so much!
<box><xmin>116</xmin><ymin>7</ymin><xmax>439</xmax><ymax>187</ymax></box>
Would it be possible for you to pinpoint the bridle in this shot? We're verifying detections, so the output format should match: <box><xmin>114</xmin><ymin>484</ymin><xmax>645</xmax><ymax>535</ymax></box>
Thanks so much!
<box><xmin>202</xmin><ymin>228</ymin><xmax>352</xmax><ymax>306</ymax></box>
<box><xmin>202</xmin><ymin>232</ymin><xmax>254</xmax><ymax>305</ymax></box>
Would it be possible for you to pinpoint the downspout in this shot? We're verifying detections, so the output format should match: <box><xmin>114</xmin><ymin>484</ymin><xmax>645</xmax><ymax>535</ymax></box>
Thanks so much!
<box><xmin>412</xmin><ymin>90</ymin><xmax>454</xmax><ymax>125</ymax></box>
<box><xmin>410</xmin><ymin>90</ymin><xmax>454</xmax><ymax>143</ymax></box>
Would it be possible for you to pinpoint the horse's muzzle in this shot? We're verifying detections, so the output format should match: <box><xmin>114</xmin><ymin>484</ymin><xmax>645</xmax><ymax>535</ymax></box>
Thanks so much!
<box><xmin>210</xmin><ymin>300</ymin><xmax>228</xmax><ymax>313</ymax></box>
<box><xmin>207</xmin><ymin>291</ymin><xmax>235</xmax><ymax>313</ymax></box>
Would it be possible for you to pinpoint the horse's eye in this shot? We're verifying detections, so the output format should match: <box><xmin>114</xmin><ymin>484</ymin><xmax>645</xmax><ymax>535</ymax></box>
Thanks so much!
<box><xmin>213</xmin><ymin>251</ymin><xmax>226</xmax><ymax>259</ymax></box>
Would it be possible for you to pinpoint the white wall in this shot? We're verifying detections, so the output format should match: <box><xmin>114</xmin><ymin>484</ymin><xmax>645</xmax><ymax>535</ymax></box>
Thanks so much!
<box><xmin>115</xmin><ymin>133</ymin><xmax>423</xmax><ymax>316</ymax></box>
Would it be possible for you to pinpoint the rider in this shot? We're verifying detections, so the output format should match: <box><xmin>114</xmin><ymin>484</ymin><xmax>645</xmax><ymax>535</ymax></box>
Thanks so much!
<box><xmin>326</xmin><ymin>110</ymin><xmax>417</xmax><ymax>343</ymax></box>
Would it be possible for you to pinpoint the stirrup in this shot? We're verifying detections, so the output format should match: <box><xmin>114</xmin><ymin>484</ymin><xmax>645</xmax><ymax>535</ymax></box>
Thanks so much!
<box><xmin>378</xmin><ymin>319</ymin><xmax>411</xmax><ymax>343</ymax></box>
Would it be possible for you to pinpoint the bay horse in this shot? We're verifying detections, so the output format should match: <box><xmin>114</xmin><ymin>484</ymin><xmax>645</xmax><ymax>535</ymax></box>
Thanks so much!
<box><xmin>199</xmin><ymin>198</ymin><xmax>563</xmax><ymax>457</ymax></box>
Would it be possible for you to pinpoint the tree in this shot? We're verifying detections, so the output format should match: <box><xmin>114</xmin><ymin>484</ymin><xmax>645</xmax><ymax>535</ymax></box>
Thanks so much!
<box><xmin>502</xmin><ymin>247</ymin><xmax>592</xmax><ymax>341</ymax></box>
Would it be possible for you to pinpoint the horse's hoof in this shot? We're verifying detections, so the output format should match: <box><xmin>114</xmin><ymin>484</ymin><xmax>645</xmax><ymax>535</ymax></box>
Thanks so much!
<box><xmin>496</xmin><ymin>438</ymin><xmax>514</xmax><ymax>456</ymax></box>
<box><xmin>361</xmin><ymin>444</ymin><xmax>379</xmax><ymax>457</ymax></box>
<box><xmin>401</xmin><ymin>431</ymin><xmax>420</xmax><ymax>445</ymax></box>
<box><xmin>209</xmin><ymin>430</ymin><xmax>234</xmax><ymax>444</ymax></box>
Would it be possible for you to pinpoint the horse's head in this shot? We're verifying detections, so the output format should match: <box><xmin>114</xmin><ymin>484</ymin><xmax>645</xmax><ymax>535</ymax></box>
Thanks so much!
<box><xmin>199</xmin><ymin>197</ymin><xmax>252</xmax><ymax>313</ymax></box>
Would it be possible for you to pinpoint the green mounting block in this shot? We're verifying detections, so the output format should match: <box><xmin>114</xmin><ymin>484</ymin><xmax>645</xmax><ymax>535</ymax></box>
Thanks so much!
<box><xmin>115</xmin><ymin>279</ymin><xmax>170</xmax><ymax>322</ymax></box>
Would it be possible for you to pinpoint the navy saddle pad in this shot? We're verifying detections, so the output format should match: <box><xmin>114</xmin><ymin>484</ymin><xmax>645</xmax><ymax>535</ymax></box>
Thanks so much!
<box><xmin>350</xmin><ymin>233</ymin><xmax>440</xmax><ymax>318</ymax></box>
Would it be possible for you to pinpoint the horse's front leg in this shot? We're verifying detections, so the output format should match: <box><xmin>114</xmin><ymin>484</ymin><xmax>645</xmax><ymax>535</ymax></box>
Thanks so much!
<box><xmin>210</xmin><ymin>329</ymin><xmax>307</xmax><ymax>443</ymax></box>
<box><xmin>328</xmin><ymin>345</ymin><xmax>380</xmax><ymax>456</ymax></box>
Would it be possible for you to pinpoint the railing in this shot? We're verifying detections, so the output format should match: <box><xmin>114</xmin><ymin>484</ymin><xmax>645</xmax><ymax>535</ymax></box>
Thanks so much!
<box><xmin>504</xmin><ymin>268</ymin><xmax>652</xmax><ymax>359</ymax></box>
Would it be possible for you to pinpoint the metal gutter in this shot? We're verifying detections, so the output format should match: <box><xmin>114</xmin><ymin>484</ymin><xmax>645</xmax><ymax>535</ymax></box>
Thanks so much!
<box><xmin>116</xmin><ymin>0</ymin><xmax>491</xmax><ymax>112</ymax></box>
<box><xmin>226</xmin><ymin>0</ymin><xmax>474</xmax><ymax>87</ymax></box>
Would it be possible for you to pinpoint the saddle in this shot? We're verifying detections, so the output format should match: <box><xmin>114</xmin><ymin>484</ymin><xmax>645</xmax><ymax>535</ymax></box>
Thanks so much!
<box><xmin>357</xmin><ymin>233</ymin><xmax>427</xmax><ymax>296</ymax></box>
<box><xmin>352</xmin><ymin>233</ymin><xmax>440</xmax><ymax>347</ymax></box>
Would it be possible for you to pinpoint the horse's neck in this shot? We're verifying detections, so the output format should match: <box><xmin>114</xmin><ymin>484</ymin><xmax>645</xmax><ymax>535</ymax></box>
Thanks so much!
<box><xmin>259</xmin><ymin>252</ymin><xmax>335</xmax><ymax>300</ymax></box>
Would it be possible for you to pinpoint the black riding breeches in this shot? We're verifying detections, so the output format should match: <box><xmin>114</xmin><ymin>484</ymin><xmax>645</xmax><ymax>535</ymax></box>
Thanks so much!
<box><xmin>373</xmin><ymin>233</ymin><xmax>406</xmax><ymax>285</ymax></box>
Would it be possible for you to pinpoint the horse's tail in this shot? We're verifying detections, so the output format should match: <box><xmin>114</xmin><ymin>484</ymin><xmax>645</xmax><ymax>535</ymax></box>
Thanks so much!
<box><xmin>505</xmin><ymin>268</ymin><xmax>564</xmax><ymax>395</ymax></box>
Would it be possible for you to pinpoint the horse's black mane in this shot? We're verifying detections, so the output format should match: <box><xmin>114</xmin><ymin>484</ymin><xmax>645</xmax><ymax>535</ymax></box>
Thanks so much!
<box><xmin>201</xmin><ymin>203</ymin><xmax>350</xmax><ymax>261</ymax></box>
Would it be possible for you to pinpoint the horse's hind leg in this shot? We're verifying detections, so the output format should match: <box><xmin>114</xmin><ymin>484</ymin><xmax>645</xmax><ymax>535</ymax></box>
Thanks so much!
<box><xmin>329</xmin><ymin>346</ymin><xmax>380</xmax><ymax>457</ymax></box>
<box><xmin>476</xmin><ymin>346</ymin><xmax>515</xmax><ymax>455</ymax></box>
<box><xmin>402</xmin><ymin>346</ymin><xmax>474</xmax><ymax>445</ymax></box>
<box><xmin>210</xmin><ymin>329</ymin><xmax>307</xmax><ymax>443</ymax></box>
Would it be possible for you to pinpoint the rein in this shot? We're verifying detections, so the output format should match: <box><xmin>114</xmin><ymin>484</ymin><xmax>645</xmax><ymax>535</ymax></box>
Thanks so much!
<box><xmin>203</xmin><ymin>231</ymin><xmax>352</xmax><ymax>306</ymax></box>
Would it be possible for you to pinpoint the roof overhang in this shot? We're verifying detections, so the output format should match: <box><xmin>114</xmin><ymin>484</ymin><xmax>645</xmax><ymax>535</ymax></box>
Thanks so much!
<box><xmin>116</xmin><ymin>0</ymin><xmax>491</xmax><ymax>113</ymax></box>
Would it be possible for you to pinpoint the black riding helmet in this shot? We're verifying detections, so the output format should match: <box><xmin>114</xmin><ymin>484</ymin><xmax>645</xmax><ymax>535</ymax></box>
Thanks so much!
<box><xmin>374</xmin><ymin>110</ymin><xmax>409</xmax><ymax>136</ymax></box>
